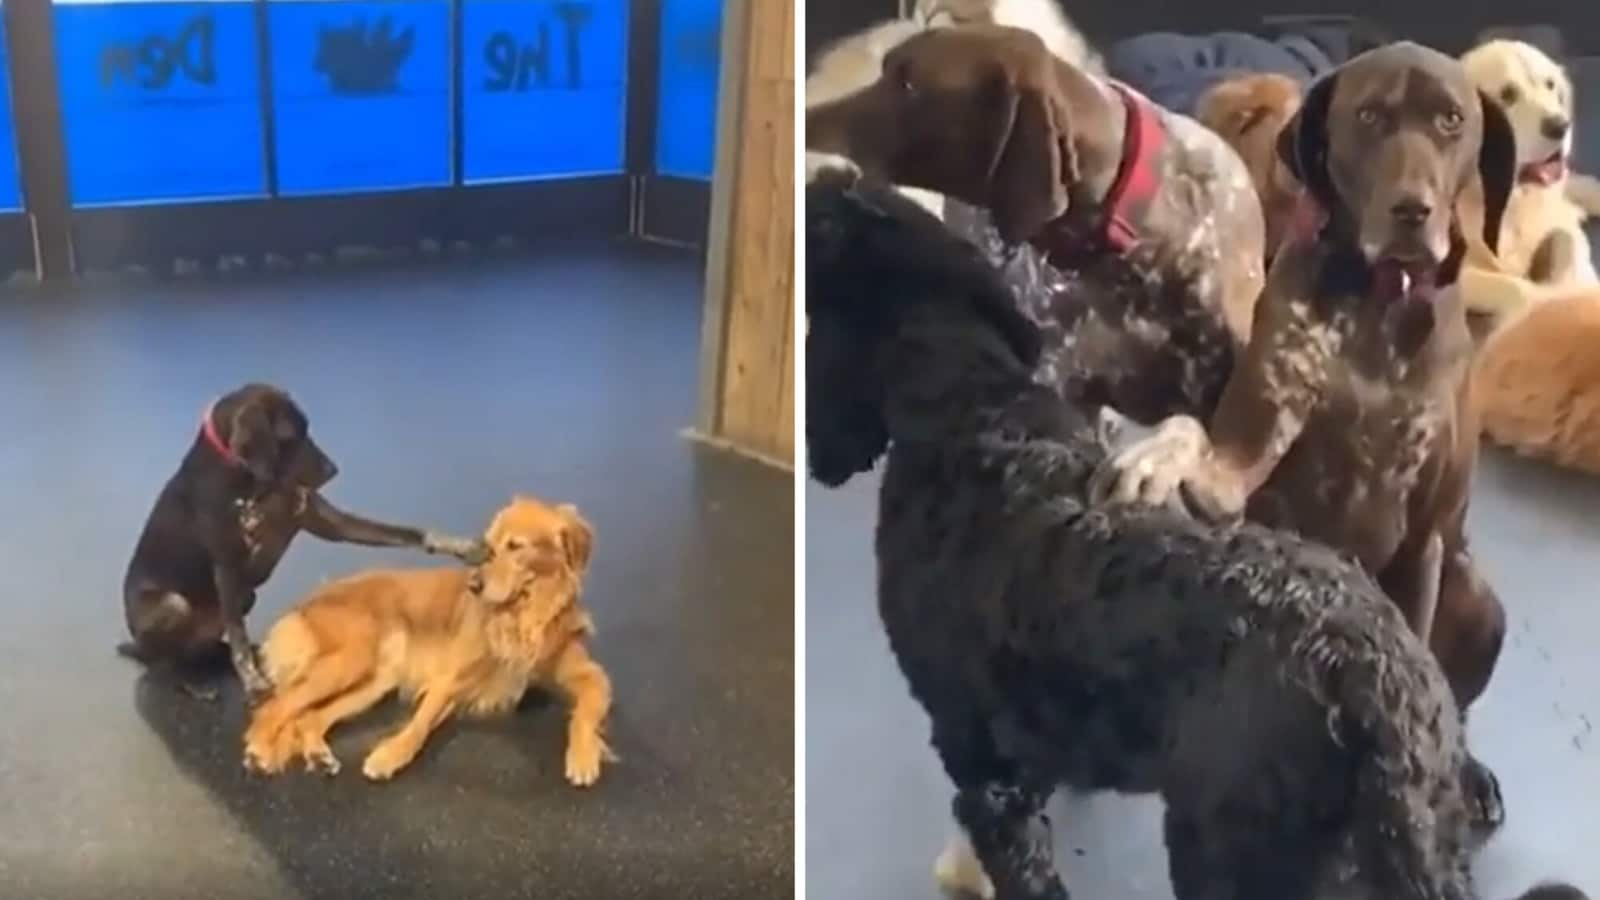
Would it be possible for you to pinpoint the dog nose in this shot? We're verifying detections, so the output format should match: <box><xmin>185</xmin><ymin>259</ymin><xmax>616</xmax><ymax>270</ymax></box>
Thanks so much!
<box><xmin>1542</xmin><ymin>116</ymin><xmax>1570</xmax><ymax>141</ymax></box>
<box><xmin>467</xmin><ymin>571</ymin><xmax>484</xmax><ymax>594</ymax></box>
<box><xmin>1390</xmin><ymin>197</ymin><xmax>1432</xmax><ymax>228</ymax></box>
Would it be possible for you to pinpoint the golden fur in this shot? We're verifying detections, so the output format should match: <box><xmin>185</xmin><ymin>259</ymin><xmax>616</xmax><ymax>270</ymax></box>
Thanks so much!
<box><xmin>242</xmin><ymin>496</ymin><xmax>612</xmax><ymax>785</ymax></box>
<box><xmin>1461</xmin><ymin>40</ymin><xmax>1598</xmax><ymax>290</ymax></box>
<box><xmin>1472</xmin><ymin>289</ymin><xmax>1600</xmax><ymax>474</ymax></box>
<box><xmin>1194</xmin><ymin>73</ymin><xmax>1304</xmax><ymax>258</ymax></box>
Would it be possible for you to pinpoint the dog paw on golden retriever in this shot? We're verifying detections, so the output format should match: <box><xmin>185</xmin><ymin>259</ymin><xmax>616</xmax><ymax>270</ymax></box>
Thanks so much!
<box><xmin>242</xmin><ymin>495</ymin><xmax>613</xmax><ymax>786</ymax></box>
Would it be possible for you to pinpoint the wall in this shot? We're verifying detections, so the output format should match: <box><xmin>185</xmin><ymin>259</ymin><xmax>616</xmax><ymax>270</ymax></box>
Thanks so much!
<box><xmin>696</xmin><ymin>0</ymin><xmax>794</xmax><ymax>467</ymax></box>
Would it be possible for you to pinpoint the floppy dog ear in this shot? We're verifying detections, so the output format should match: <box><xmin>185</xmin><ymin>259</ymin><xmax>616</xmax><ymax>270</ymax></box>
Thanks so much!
<box><xmin>987</xmin><ymin>76</ymin><xmax>1073</xmax><ymax>244</ymax></box>
<box><xmin>555</xmin><ymin>504</ymin><xmax>594</xmax><ymax>575</ymax></box>
<box><xmin>228</xmin><ymin>398</ymin><xmax>279</xmax><ymax>483</ymax></box>
<box><xmin>1474</xmin><ymin>89</ymin><xmax>1517</xmax><ymax>255</ymax></box>
<box><xmin>1276</xmin><ymin>72</ymin><xmax>1338</xmax><ymax>209</ymax></box>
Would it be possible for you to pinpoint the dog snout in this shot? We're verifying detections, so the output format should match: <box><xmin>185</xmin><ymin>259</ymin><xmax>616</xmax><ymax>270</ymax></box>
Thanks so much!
<box><xmin>1389</xmin><ymin>196</ymin><xmax>1432</xmax><ymax>229</ymax></box>
<box><xmin>467</xmin><ymin>570</ymin><xmax>484</xmax><ymax>594</ymax></box>
<box><xmin>1542</xmin><ymin>115</ymin><xmax>1570</xmax><ymax>142</ymax></box>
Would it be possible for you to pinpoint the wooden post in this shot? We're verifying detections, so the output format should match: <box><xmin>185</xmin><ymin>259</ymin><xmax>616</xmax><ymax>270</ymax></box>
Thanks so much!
<box><xmin>691</xmin><ymin>0</ymin><xmax>795</xmax><ymax>469</ymax></box>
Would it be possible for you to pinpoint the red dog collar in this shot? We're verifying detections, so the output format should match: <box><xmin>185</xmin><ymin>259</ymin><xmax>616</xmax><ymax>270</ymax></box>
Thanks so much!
<box><xmin>200</xmin><ymin>401</ymin><xmax>243</xmax><ymax>467</ymax></box>
<box><xmin>1044</xmin><ymin>82</ymin><xmax>1167</xmax><ymax>263</ymax></box>
<box><xmin>1099</xmin><ymin>82</ymin><xmax>1165</xmax><ymax>253</ymax></box>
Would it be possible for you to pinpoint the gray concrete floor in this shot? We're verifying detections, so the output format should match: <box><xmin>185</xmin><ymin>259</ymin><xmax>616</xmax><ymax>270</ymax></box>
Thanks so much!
<box><xmin>806</xmin><ymin>448</ymin><xmax>1600</xmax><ymax>899</ymax></box>
<box><xmin>0</xmin><ymin>246</ymin><xmax>794</xmax><ymax>900</ymax></box>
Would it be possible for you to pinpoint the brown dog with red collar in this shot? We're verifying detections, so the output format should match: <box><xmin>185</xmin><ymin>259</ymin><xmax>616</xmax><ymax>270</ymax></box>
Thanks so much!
<box><xmin>807</xmin><ymin>23</ymin><xmax>1267</xmax><ymax>426</ymax></box>
<box><xmin>120</xmin><ymin>383</ymin><xmax>484</xmax><ymax>699</ymax></box>
<box><xmin>1095</xmin><ymin>42</ymin><xmax>1517</xmax><ymax>825</ymax></box>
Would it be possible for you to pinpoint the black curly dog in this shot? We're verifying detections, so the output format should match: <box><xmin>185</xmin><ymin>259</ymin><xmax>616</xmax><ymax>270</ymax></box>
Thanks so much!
<box><xmin>805</xmin><ymin>168</ymin><xmax>1584</xmax><ymax>900</ymax></box>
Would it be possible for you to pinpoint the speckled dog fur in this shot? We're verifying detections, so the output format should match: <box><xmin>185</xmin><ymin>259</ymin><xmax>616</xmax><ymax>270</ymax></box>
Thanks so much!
<box><xmin>806</xmin><ymin>24</ymin><xmax>1265</xmax><ymax>427</ymax></box>
<box><xmin>1097</xmin><ymin>43</ymin><xmax>1523</xmax><ymax>827</ymax></box>
<box><xmin>805</xmin><ymin>169</ymin><xmax>1586</xmax><ymax>900</ymax></box>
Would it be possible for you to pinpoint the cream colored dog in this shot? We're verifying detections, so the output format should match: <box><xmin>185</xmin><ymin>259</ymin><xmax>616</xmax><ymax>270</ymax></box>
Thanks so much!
<box><xmin>1461</xmin><ymin>39</ymin><xmax>1598</xmax><ymax>294</ymax></box>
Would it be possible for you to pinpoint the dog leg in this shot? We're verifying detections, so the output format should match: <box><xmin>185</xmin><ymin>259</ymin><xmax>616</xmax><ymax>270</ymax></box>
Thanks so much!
<box><xmin>935</xmin><ymin>830</ymin><xmax>996</xmax><ymax>900</ymax></box>
<box><xmin>244</xmin><ymin>645</ymin><xmax>373</xmax><ymax>775</ymax></box>
<box><xmin>301</xmin><ymin>493</ymin><xmax>486</xmax><ymax>562</ymax></box>
<box><xmin>951</xmin><ymin>783</ymin><xmax>1068</xmax><ymax>900</ymax></box>
<box><xmin>1378</xmin><ymin>533</ymin><xmax>1444</xmax><ymax>642</ymax></box>
<box><xmin>553</xmin><ymin>641</ymin><xmax>614</xmax><ymax>788</ymax></box>
<box><xmin>1088</xmin><ymin>414</ymin><xmax>1237</xmax><ymax>515</ymax></box>
<box><xmin>294</xmin><ymin>674</ymin><xmax>398</xmax><ymax>776</ymax></box>
<box><xmin>121</xmin><ymin>588</ymin><xmax>230</xmax><ymax>700</ymax></box>
<box><xmin>362</xmin><ymin>683</ymin><xmax>459</xmax><ymax>781</ymax></box>
<box><xmin>1427</xmin><ymin>545</ymin><xmax>1507</xmax><ymax>829</ymax></box>
<box><xmin>1527</xmin><ymin>230</ymin><xmax>1581</xmax><ymax>285</ymax></box>
<box><xmin>211</xmin><ymin>563</ymin><xmax>271</xmax><ymax>699</ymax></box>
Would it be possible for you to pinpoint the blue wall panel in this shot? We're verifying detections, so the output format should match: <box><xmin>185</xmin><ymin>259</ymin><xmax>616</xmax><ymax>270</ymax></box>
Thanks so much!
<box><xmin>460</xmin><ymin>0</ymin><xmax>627</xmax><ymax>184</ymax></box>
<box><xmin>0</xmin><ymin>7</ymin><xmax>22</xmax><ymax>212</ymax></box>
<box><xmin>654</xmin><ymin>0</ymin><xmax>719</xmax><ymax>180</ymax></box>
<box><xmin>268</xmin><ymin>0</ymin><xmax>452</xmax><ymax>195</ymax></box>
<box><xmin>54</xmin><ymin>0</ymin><xmax>267</xmax><ymax>207</ymax></box>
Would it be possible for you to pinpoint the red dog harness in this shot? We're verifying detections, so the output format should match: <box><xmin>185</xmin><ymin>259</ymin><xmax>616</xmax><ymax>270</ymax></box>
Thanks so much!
<box><xmin>1042</xmin><ymin>82</ymin><xmax>1167</xmax><ymax>265</ymax></box>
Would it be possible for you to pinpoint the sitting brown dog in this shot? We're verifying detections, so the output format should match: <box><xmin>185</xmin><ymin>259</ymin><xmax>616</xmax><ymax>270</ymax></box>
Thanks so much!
<box><xmin>121</xmin><ymin>383</ymin><xmax>482</xmax><ymax>699</ymax></box>
<box><xmin>1095</xmin><ymin>42</ymin><xmax>1516</xmax><ymax>824</ymax></box>
<box><xmin>241</xmin><ymin>496</ymin><xmax>612</xmax><ymax>786</ymax></box>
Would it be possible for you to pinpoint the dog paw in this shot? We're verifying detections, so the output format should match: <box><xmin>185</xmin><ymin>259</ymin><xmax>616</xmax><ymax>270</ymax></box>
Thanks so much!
<box><xmin>1088</xmin><ymin>414</ymin><xmax>1210</xmax><ymax>509</ymax></box>
<box><xmin>425</xmin><ymin>532</ymin><xmax>486</xmax><ymax>563</ymax></box>
<box><xmin>564</xmin><ymin>737</ymin><xmax>605</xmax><ymax>788</ymax></box>
<box><xmin>934</xmin><ymin>834</ymin><xmax>995</xmax><ymax>900</ymax></box>
<box><xmin>298</xmin><ymin>732</ymin><xmax>342</xmax><ymax>776</ymax></box>
<box><xmin>242</xmin><ymin>739</ymin><xmax>290</xmax><ymax>776</ymax></box>
<box><xmin>1463</xmin><ymin>755</ymin><xmax>1506</xmax><ymax>830</ymax></box>
<box><xmin>361</xmin><ymin>740</ymin><xmax>415</xmax><ymax>782</ymax></box>
<box><xmin>805</xmin><ymin>151</ymin><xmax>861</xmax><ymax>186</ymax></box>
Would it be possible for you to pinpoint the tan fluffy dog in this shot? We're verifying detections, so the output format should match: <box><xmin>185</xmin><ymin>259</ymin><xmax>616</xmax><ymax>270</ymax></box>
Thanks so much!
<box><xmin>1461</xmin><ymin>40</ymin><xmax>1598</xmax><ymax>288</ymax></box>
<box><xmin>1194</xmin><ymin>73</ymin><xmax>1304</xmax><ymax>260</ymax></box>
<box><xmin>1473</xmin><ymin>290</ymin><xmax>1600</xmax><ymax>474</ymax></box>
<box><xmin>241</xmin><ymin>496</ymin><xmax>612</xmax><ymax>786</ymax></box>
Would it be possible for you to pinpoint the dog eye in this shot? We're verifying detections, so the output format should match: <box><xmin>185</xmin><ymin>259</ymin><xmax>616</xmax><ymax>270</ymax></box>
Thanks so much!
<box><xmin>1436</xmin><ymin>108</ymin><xmax>1464</xmax><ymax>134</ymax></box>
<box><xmin>1499</xmin><ymin>84</ymin><xmax>1520</xmax><ymax>106</ymax></box>
<box><xmin>1356</xmin><ymin>105</ymin><xmax>1381</xmax><ymax>126</ymax></box>
<box><xmin>504</xmin><ymin>537</ymin><xmax>527</xmax><ymax>552</ymax></box>
<box><xmin>1546</xmin><ymin>78</ymin><xmax>1557</xmax><ymax>90</ymax></box>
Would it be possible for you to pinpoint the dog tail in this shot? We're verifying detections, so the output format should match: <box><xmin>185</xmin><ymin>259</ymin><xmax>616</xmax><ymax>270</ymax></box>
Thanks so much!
<box><xmin>1566</xmin><ymin>173</ymin><xmax>1600</xmax><ymax>219</ymax></box>
<box><xmin>1308</xmin><ymin>620</ymin><xmax>1465</xmax><ymax>900</ymax></box>
<box><xmin>258</xmin><ymin>612</ymin><xmax>319</xmax><ymax>688</ymax></box>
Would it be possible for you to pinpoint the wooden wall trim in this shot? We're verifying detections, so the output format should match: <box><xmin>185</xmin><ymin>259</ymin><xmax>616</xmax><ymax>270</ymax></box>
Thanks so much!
<box><xmin>693</xmin><ymin>0</ymin><xmax>796</xmax><ymax>467</ymax></box>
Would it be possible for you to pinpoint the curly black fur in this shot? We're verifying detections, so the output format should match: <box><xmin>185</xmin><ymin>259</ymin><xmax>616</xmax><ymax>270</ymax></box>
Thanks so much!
<box><xmin>805</xmin><ymin>169</ymin><xmax>1586</xmax><ymax>900</ymax></box>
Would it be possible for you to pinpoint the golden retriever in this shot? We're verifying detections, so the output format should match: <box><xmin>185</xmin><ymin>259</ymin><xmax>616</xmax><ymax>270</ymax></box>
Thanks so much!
<box><xmin>241</xmin><ymin>496</ymin><xmax>612</xmax><ymax>785</ymax></box>
<box><xmin>1472</xmin><ymin>289</ymin><xmax>1600</xmax><ymax>475</ymax></box>
<box><xmin>1462</xmin><ymin>39</ymin><xmax>1598</xmax><ymax>288</ymax></box>
<box><xmin>1194</xmin><ymin>73</ymin><xmax>1304</xmax><ymax>260</ymax></box>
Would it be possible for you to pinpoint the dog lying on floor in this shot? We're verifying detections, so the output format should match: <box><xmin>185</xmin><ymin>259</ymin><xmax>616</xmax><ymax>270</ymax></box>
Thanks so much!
<box><xmin>807</xmin><ymin>167</ymin><xmax>1585</xmax><ymax>900</ymax></box>
<box><xmin>1472</xmin><ymin>289</ymin><xmax>1600</xmax><ymax>475</ymax></box>
<box><xmin>120</xmin><ymin>383</ymin><xmax>482</xmax><ymax>699</ymax></box>
<box><xmin>242</xmin><ymin>495</ymin><xmax>611</xmax><ymax>785</ymax></box>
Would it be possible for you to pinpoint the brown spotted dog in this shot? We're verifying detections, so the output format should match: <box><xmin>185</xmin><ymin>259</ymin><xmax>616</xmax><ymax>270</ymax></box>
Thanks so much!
<box><xmin>807</xmin><ymin>24</ymin><xmax>1267</xmax><ymax>428</ymax></box>
<box><xmin>1093</xmin><ymin>42</ymin><xmax>1517</xmax><ymax>827</ymax></box>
